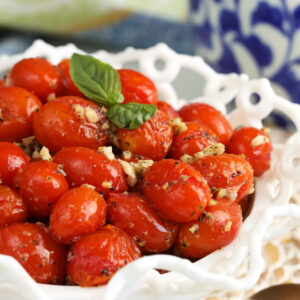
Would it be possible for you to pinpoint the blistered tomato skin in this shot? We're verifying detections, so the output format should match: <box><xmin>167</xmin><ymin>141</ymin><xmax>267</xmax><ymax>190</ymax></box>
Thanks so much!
<box><xmin>54</xmin><ymin>147</ymin><xmax>127</xmax><ymax>195</ymax></box>
<box><xmin>67</xmin><ymin>224</ymin><xmax>141</xmax><ymax>286</ymax></box>
<box><xmin>57</xmin><ymin>59</ymin><xmax>84</xmax><ymax>97</ymax></box>
<box><xmin>192</xmin><ymin>153</ymin><xmax>253</xmax><ymax>203</ymax></box>
<box><xmin>0</xmin><ymin>142</ymin><xmax>30</xmax><ymax>186</ymax></box>
<box><xmin>13</xmin><ymin>161</ymin><xmax>69</xmax><ymax>219</ymax></box>
<box><xmin>50</xmin><ymin>187</ymin><xmax>107</xmax><ymax>244</ymax></box>
<box><xmin>107</xmin><ymin>193</ymin><xmax>178</xmax><ymax>253</ymax></box>
<box><xmin>0</xmin><ymin>222</ymin><xmax>67</xmax><ymax>284</ymax></box>
<box><xmin>179</xmin><ymin>103</ymin><xmax>233</xmax><ymax>144</ymax></box>
<box><xmin>143</xmin><ymin>159</ymin><xmax>211</xmax><ymax>223</ymax></box>
<box><xmin>118</xmin><ymin>69</ymin><xmax>158</xmax><ymax>105</ymax></box>
<box><xmin>116</xmin><ymin>110</ymin><xmax>173</xmax><ymax>161</ymax></box>
<box><xmin>0</xmin><ymin>185</ymin><xmax>28</xmax><ymax>228</ymax></box>
<box><xmin>5</xmin><ymin>58</ymin><xmax>64</xmax><ymax>102</ymax></box>
<box><xmin>157</xmin><ymin>100</ymin><xmax>179</xmax><ymax>119</ymax></box>
<box><xmin>227</xmin><ymin>127</ymin><xmax>273</xmax><ymax>177</ymax></box>
<box><xmin>0</xmin><ymin>87</ymin><xmax>42</xmax><ymax>142</ymax></box>
<box><xmin>33</xmin><ymin>96</ymin><xmax>108</xmax><ymax>152</ymax></box>
<box><xmin>170</xmin><ymin>122</ymin><xmax>218</xmax><ymax>160</ymax></box>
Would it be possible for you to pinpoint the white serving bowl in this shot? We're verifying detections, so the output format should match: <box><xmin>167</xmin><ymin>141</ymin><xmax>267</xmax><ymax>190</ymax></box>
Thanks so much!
<box><xmin>1</xmin><ymin>40</ymin><xmax>300</xmax><ymax>300</ymax></box>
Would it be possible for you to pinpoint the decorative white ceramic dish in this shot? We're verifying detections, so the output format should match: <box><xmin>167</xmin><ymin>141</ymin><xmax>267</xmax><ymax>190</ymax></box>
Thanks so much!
<box><xmin>1</xmin><ymin>40</ymin><xmax>300</xmax><ymax>300</ymax></box>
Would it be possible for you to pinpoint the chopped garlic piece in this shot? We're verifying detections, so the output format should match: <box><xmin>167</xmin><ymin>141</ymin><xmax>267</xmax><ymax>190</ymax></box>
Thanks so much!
<box><xmin>101</xmin><ymin>181</ymin><xmax>113</xmax><ymax>189</ymax></box>
<box><xmin>180</xmin><ymin>153</ymin><xmax>194</xmax><ymax>164</ymax></box>
<box><xmin>251</xmin><ymin>134</ymin><xmax>269</xmax><ymax>147</ymax></box>
<box><xmin>189</xmin><ymin>224</ymin><xmax>199</xmax><ymax>234</ymax></box>
<box><xmin>81</xmin><ymin>183</ymin><xmax>96</xmax><ymax>190</ymax></box>
<box><xmin>72</xmin><ymin>104</ymin><xmax>85</xmax><ymax>119</ymax></box>
<box><xmin>123</xmin><ymin>150</ymin><xmax>132</xmax><ymax>160</ymax></box>
<box><xmin>133</xmin><ymin>160</ymin><xmax>154</xmax><ymax>177</ymax></box>
<box><xmin>162</xmin><ymin>182</ymin><xmax>169</xmax><ymax>190</ymax></box>
<box><xmin>118</xmin><ymin>159</ymin><xmax>137</xmax><ymax>187</ymax></box>
<box><xmin>216</xmin><ymin>188</ymin><xmax>227</xmax><ymax>199</ymax></box>
<box><xmin>224</xmin><ymin>221</ymin><xmax>232</xmax><ymax>232</ymax></box>
<box><xmin>39</xmin><ymin>146</ymin><xmax>52</xmax><ymax>161</ymax></box>
<box><xmin>262</xmin><ymin>127</ymin><xmax>271</xmax><ymax>133</ymax></box>
<box><xmin>248</xmin><ymin>186</ymin><xmax>255</xmax><ymax>194</ymax></box>
<box><xmin>194</xmin><ymin>143</ymin><xmax>225</xmax><ymax>159</ymax></box>
<box><xmin>170</xmin><ymin>118</ymin><xmax>188</xmax><ymax>135</ymax></box>
<box><xmin>85</xmin><ymin>106</ymin><xmax>100</xmax><ymax>123</ymax></box>
<box><xmin>208</xmin><ymin>199</ymin><xmax>218</xmax><ymax>206</ymax></box>
<box><xmin>57</xmin><ymin>164</ymin><xmax>66</xmax><ymax>176</ymax></box>
<box><xmin>180</xmin><ymin>175</ymin><xmax>190</xmax><ymax>181</ymax></box>
<box><xmin>22</xmin><ymin>136</ymin><xmax>36</xmax><ymax>147</ymax></box>
<box><xmin>47</xmin><ymin>93</ymin><xmax>56</xmax><ymax>102</ymax></box>
<box><xmin>98</xmin><ymin>146</ymin><xmax>115</xmax><ymax>161</ymax></box>
<box><xmin>227</xmin><ymin>190</ymin><xmax>238</xmax><ymax>202</ymax></box>
<box><xmin>206</xmin><ymin>212</ymin><xmax>214</xmax><ymax>220</ymax></box>
<box><xmin>101</xmin><ymin>121</ymin><xmax>110</xmax><ymax>130</ymax></box>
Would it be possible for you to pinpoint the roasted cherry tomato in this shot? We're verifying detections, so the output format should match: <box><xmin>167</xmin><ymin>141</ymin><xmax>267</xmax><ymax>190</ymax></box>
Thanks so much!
<box><xmin>116</xmin><ymin>110</ymin><xmax>173</xmax><ymax>161</ymax></box>
<box><xmin>0</xmin><ymin>79</ymin><xmax>4</xmax><ymax>87</ymax></box>
<box><xmin>143</xmin><ymin>159</ymin><xmax>211</xmax><ymax>223</ymax></box>
<box><xmin>57</xmin><ymin>59</ymin><xmax>84</xmax><ymax>97</ymax></box>
<box><xmin>118</xmin><ymin>69</ymin><xmax>158</xmax><ymax>105</ymax></box>
<box><xmin>176</xmin><ymin>200</ymin><xmax>242</xmax><ymax>258</ymax></box>
<box><xmin>5</xmin><ymin>57</ymin><xmax>64</xmax><ymax>102</ymax></box>
<box><xmin>0</xmin><ymin>222</ymin><xmax>67</xmax><ymax>284</ymax></box>
<box><xmin>0</xmin><ymin>185</ymin><xmax>28</xmax><ymax>227</ymax></box>
<box><xmin>179</xmin><ymin>103</ymin><xmax>233</xmax><ymax>144</ymax></box>
<box><xmin>227</xmin><ymin>127</ymin><xmax>273</xmax><ymax>176</ymax></box>
<box><xmin>107</xmin><ymin>193</ymin><xmax>178</xmax><ymax>253</ymax></box>
<box><xmin>50</xmin><ymin>186</ymin><xmax>106</xmax><ymax>244</ymax></box>
<box><xmin>54</xmin><ymin>147</ymin><xmax>127</xmax><ymax>195</ymax></box>
<box><xmin>13</xmin><ymin>161</ymin><xmax>69</xmax><ymax>219</ymax></box>
<box><xmin>67</xmin><ymin>224</ymin><xmax>141</xmax><ymax>286</ymax></box>
<box><xmin>192</xmin><ymin>153</ymin><xmax>254</xmax><ymax>203</ymax></box>
<box><xmin>169</xmin><ymin>122</ymin><xmax>218</xmax><ymax>159</ymax></box>
<box><xmin>0</xmin><ymin>87</ymin><xmax>42</xmax><ymax>142</ymax></box>
<box><xmin>33</xmin><ymin>96</ymin><xmax>108</xmax><ymax>152</ymax></box>
<box><xmin>157</xmin><ymin>100</ymin><xmax>179</xmax><ymax>119</ymax></box>
<box><xmin>0</xmin><ymin>142</ymin><xmax>30</xmax><ymax>186</ymax></box>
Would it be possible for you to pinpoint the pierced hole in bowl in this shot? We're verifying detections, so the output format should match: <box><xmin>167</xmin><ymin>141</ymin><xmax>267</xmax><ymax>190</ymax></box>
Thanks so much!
<box><xmin>122</xmin><ymin>61</ymin><xmax>139</xmax><ymax>71</ymax></box>
<box><xmin>250</xmin><ymin>93</ymin><xmax>261</xmax><ymax>105</ymax></box>
<box><xmin>154</xmin><ymin>59</ymin><xmax>166</xmax><ymax>71</ymax></box>
<box><xmin>218</xmin><ymin>86</ymin><xmax>226</xmax><ymax>92</ymax></box>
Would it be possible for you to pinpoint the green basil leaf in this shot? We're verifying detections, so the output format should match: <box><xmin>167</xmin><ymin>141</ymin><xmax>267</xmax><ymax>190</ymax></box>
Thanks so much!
<box><xmin>70</xmin><ymin>53</ymin><xmax>124</xmax><ymax>107</ymax></box>
<box><xmin>106</xmin><ymin>103</ymin><xmax>157</xmax><ymax>129</ymax></box>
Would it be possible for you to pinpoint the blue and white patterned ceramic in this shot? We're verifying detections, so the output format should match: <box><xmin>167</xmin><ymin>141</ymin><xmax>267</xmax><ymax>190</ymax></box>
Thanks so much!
<box><xmin>190</xmin><ymin>0</ymin><xmax>300</xmax><ymax>107</ymax></box>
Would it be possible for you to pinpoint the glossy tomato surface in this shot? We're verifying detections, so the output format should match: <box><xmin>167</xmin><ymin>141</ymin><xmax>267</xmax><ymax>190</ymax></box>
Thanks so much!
<box><xmin>107</xmin><ymin>193</ymin><xmax>178</xmax><ymax>253</ymax></box>
<box><xmin>179</xmin><ymin>103</ymin><xmax>233</xmax><ymax>144</ymax></box>
<box><xmin>67</xmin><ymin>224</ymin><xmax>141</xmax><ymax>286</ymax></box>
<box><xmin>117</xmin><ymin>110</ymin><xmax>173</xmax><ymax>161</ymax></box>
<box><xmin>118</xmin><ymin>69</ymin><xmax>158</xmax><ymax>105</ymax></box>
<box><xmin>50</xmin><ymin>186</ymin><xmax>106</xmax><ymax>244</ymax></box>
<box><xmin>13</xmin><ymin>161</ymin><xmax>69</xmax><ymax>219</ymax></box>
<box><xmin>53</xmin><ymin>147</ymin><xmax>127</xmax><ymax>195</ymax></box>
<box><xmin>227</xmin><ymin>127</ymin><xmax>273</xmax><ymax>176</ymax></box>
<box><xmin>143</xmin><ymin>159</ymin><xmax>211</xmax><ymax>223</ymax></box>
<box><xmin>0</xmin><ymin>185</ymin><xmax>28</xmax><ymax>228</ymax></box>
<box><xmin>0</xmin><ymin>222</ymin><xmax>67</xmax><ymax>284</ymax></box>
<box><xmin>169</xmin><ymin>122</ymin><xmax>218</xmax><ymax>159</ymax></box>
<box><xmin>0</xmin><ymin>87</ymin><xmax>42</xmax><ymax>142</ymax></box>
<box><xmin>5</xmin><ymin>57</ymin><xmax>64</xmax><ymax>102</ymax></box>
<box><xmin>157</xmin><ymin>100</ymin><xmax>179</xmax><ymax>119</ymax></box>
<box><xmin>33</xmin><ymin>96</ymin><xmax>108</xmax><ymax>152</ymax></box>
<box><xmin>0</xmin><ymin>142</ymin><xmax>30</xmax><ymax>186</ymax></box>
<box><xmin>192</xmin><ymin>153</ymin><xmax>254</xmax><ymax>203</ymax></box>
<box><xmin>176</xmin><ymin>200</ymin><xmax>242</xmax><ymax>258</ymax></box>
<box><xmin>57</xmin><ymin>59</ymin><xmax>84</xmax><ymax>97</ymax></box>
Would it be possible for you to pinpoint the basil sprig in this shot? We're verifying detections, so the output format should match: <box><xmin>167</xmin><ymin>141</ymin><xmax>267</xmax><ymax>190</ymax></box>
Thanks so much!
<box><xmin>70</xmin><ymin>53</ymin><xmax>157</xmax><ymax>129</ymax></box>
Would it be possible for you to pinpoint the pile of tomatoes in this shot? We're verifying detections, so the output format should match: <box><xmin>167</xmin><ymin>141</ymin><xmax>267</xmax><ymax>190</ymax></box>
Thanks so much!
<box><xmin>0</xmin><ymin>56</ymin><xmax>273</xmax><ymax>287</ymax></box>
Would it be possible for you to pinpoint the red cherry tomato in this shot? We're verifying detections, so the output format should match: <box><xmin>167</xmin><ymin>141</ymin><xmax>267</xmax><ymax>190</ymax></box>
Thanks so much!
<box><xmin>157</xmin><ymin>100</ymin><xmax>179</xmax><ymax>119</ymax></box>
<box><xmin>33</xmin><ymin>96</ymin><xmax>108</xmax><ymax>152</ymax></box>
<box><xmin>143</xmin><ymin>159</ymin><xmax>211</xmax><ymax>223</ymax></box>
<box><xmin>227</xmin><ymin>127</ymin><xmax>273</xmax><ymax>176</ymax></box>
<box><xmin>118</xmin><ymin>69</ymin><xmax>158</xmax><ymax>105</ymax></box>
<box><xmin>13</xmin><ymin>161</ymin><xmax>69</xmax><ymax>219</ymax></box>
<box><xmin>192</xmin><ymin>153</ymin><xmax>254</xmax><ymax>203</ymax></box>
<box><xmin>5</xmin><ymin>58</ymin><xmax>64</xmax><ymax>102</ymax></box>
<box><xmin>0</xmin><ymin>142</ymin><xmax>30</xmax><ymax>186</ymax></box>
<box><xmin>0</xmin><ymin>185</ymin><xmax>28</xmax><ymax>227</ymax></box>
<box><xmin>67</xmin><ymin>224</ymin><xmax>141</xmax><ymax>286</ymax></box>
<box><xmin>57</xmin><ymin>59</ymin><xmax>84</xmax><ymax>97</ymax></box>
<box><xmin>179</xmin><ymin>103</ymin><xmax>233</xmax><ymax>144</ymax></box>
<box><xmin>53</xmin><ymin>147</ymin><xmax>127</xmax><ymax>195</ymax></box>
<box><xmin>107</xmin><ymin>193</ymin><xmax>178</xmax><ymax>253</ymax></box>
<box><xmin>0</xmin><ymin>79</ymin><xmax>4</xmax><ymax>87</ymax></box>
<box><xmin>169</xmin><ymin>122</ymin><xmax>218</xmax><ymax>159</ymax></box>
<box><xmin>116</xmin><ymin>110</ymin><xmax>173</xmax><ymax>161</ymax></box>
<box><xmin>0</xmin><ymin>87</ymin><xmax>42</xmax><ymax>142</ymax></box>
<box><xmin>0</xmin><ymin>222</ymin><xmax>67</xmax><ymax>284</ymax></box>
<box><xmin>50</xmin><ymin>186</ymin><xmax>106</xmax><ymax>244</ymax></box>
<box><xmin>176</xmin><ymin>200</ymin><xmax>242</xmax><ymax>258</ymax></box>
